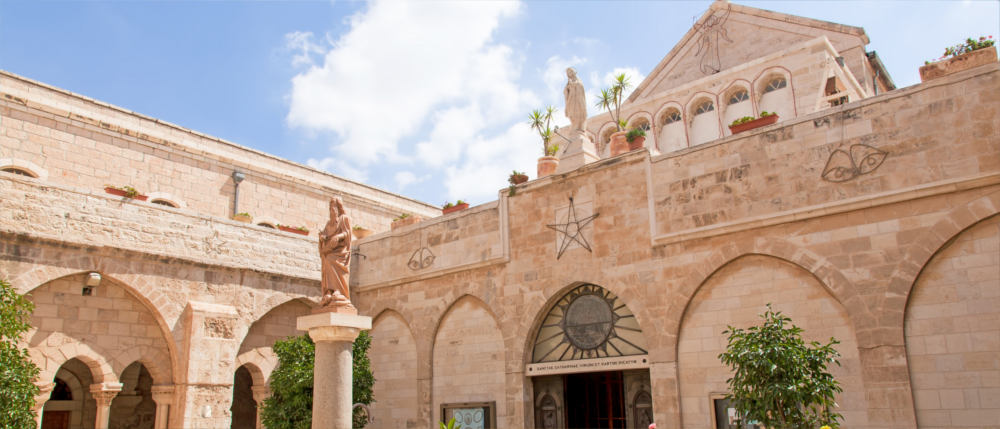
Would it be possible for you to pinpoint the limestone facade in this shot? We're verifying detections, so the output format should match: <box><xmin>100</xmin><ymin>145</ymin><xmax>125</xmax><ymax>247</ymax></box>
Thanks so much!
<box><xmin>0</xmin><ymin>70</ymin><xmax>437</xmax><ymax>429</ymax></box>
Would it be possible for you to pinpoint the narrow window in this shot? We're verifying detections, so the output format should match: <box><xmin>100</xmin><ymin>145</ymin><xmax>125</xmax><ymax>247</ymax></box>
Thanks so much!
<box><xmin>662</xmin><ymin>110</ymin><xmax>682</xmax><ymax>125</ymax></box>
<box><xmin>695</xmin><ymin>100</ymin><xmax>714</xmax><ymax>115</ymax></box>
<box><xmin>258</xmin><ymin>222</ymin><xmax>276</xmax><ymax>229</ymax></box>
<box><xmin>1</xmin><ymin>167</ymin><xmax>37</xmax><ymax>178</ymax></box>
<box><xmin>764</xmin><ymin>77</ymin><xmax>787</xmax><ymax>93</ymax></box>
<box><xmin>150</xmin><ymin>199</ymin><xmax>178</xmax><ymax>208</ymax></box>
<box><xmin>728</xmin><ymin>89</ymin><xmax>749</xmax><ymax>105</ymax></box>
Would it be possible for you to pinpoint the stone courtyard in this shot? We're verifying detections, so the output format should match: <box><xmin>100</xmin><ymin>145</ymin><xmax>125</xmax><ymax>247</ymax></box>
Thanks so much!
<box><xmin>1</xmin><ymin>1</ymin><xmax>998</xmax><ymax>429</ymax></box>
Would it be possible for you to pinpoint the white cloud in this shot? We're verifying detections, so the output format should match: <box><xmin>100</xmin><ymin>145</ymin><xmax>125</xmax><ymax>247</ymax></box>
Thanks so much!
<box><xmin>286</xmin><ymin>0</ymin><xmax>524</xmax><ymax>174</ymax></box>
<box><xmin>443</xmin><ymin>121</ymin><xmax>539</xmax><ymax>202</ymax></box>
<box><xmin>306</xmin><ymin>157</ymin><xmax>369</xmax><ymax>183</ymax></box>
<box><xmin>285</xmin><ymin>31</ymin><xmax>327</xmax><ymax>68</ymax></box>
<box><xmin>393</xmin><ymin>170</ymin><xmax>428</xmax><ymax>190</ymax></box>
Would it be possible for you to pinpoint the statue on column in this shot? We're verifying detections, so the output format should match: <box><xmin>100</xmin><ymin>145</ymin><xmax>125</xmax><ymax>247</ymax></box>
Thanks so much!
<box><xmin>564</xmin><ymin>67</ymin><xmax>588</xmax><ymax>132</ymax></box>
<box><xmin>318</xmin><ymin>197</ymin><xmax>355</xmax><ymax>313</ymax></box>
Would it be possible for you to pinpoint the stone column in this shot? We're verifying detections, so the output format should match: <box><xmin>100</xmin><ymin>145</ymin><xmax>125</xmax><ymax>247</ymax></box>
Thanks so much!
<box><xmin>150</xmin><ymin>385</ymin><xmax>175</xmax><ymax>429</ymax></box>
<box><xmin>251</xmin><ymin>385</ymin><xmax>271</xmax><ymax>429</ymax></box>
<box><xmin>297</xmin><ymin>311</ymin><xmax>371</xmax><ymax>429</ymax></box>
<box><xmin>90</xmin><ymin>382</ymin><xmax>124</xmax><ymax>429</ymax></box>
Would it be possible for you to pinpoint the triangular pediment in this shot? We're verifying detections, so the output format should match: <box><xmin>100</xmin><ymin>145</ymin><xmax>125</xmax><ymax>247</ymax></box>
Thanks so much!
<box><xmin>628</xmin><ymin>0</ymin><xmax>868</xmax><ymax>103</ymax></box>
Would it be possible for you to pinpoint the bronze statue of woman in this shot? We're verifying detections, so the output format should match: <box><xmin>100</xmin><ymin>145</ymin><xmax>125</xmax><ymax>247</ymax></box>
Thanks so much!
<box><xmin>318</xmin><ymin>197</ymin><xmax>355</xmax><ymax>312</ymax></box>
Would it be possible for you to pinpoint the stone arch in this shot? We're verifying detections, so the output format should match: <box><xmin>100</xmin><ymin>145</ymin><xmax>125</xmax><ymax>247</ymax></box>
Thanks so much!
<box><xmin>35</xmin><ymin>340</ymin><xmax>117</xmax><ymax>386</ymax></box>
<box><xmin>663</xmin><ymin>237</ymin><xmax>870</xmax><ymax>357</ymax></box>
<box><xmin>752</xmin><ymin>66</ymin><xmax>796</xmax><ymax>119</ymax></box>
<box><xmin>624</xmin><ymin>111</ymin><xmax>654</xmax><ymax>152</ymax></box>
<box><xmin>236</xmin><ymin>298</ymin><xmax>313</xmax><ymax>386</ymax></box>
<box><xmin>26</xmin><ymin>272</ymin><xmax>177</xmax><ymax>385</ymax></box>
<box><xmin>719</xmin><ymin>79</ymin><xmax>754</xmax><ymax>135</ymax></box>
<box><xmin>431</xmin><ymin>294</ymin><xmax>506</xmax><ymax>426</ymax></box>
<box><xmin>233</xmin><ymin>352</ymin><xmax>271</xmax><ymax>387</ymax></box>
<box><xmin>676</xmin><ymin>254</ymin><xmax>869</xmax><ymax>428</ymax></box>
<box><xmin>903</xmin><ymin>213</ymin><xmax>1000</xmax><ymax>427</ymax></box>
<box><xmin>596</xmin><ymin>122</ymin><xmax>619</xmax><ymax>156</ymax></box>
<box><xmin>146</xmin><ymin>191</ymin><xmax>186</xmax><ymax>209</ymax></box>
<box><xmin>884</xmin><ymin>191</ymin><xmax>1000</xmax><ymax>328</ymax></box>
<box><xmin>653</xmin><ymin>102</ymin><xmax>688</xmax><ymax>153</ymax></box>
<box><xmin>370</xmin><ymin>309</ymin><xmax>419</xmax><ymax>429</ymax></box>
<box><xmin>0</xmin><ymin>157</ymin><xmax>49</xmax><ymax>180</ymax></box>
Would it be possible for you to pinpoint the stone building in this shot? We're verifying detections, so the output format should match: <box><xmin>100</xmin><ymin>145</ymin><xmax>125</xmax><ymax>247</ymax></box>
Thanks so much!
<box><xmin>351</xmin><ymin>2</ymin><xmax>999</xmax><ymax>429</ymax></box>
<box><xmin>1</xmin><ymin>2</ymin><xmax>998</xmax><ymax>429</ymax></box>
<box><xmin>0</xmin><ymin>70</ymin><xmax>438</xmax><ymax>429</ymax></box>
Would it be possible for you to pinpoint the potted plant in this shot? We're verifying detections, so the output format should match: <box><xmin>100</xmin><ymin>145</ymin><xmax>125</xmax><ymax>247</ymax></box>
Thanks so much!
<box><xmin>728</xmin><ymin>111</ymin><xmax>779</xmax><ymax>135</ymax></box>
<box><xmin>920</xmin><ymin>36</ymin><xmax>996</xmax><ymax>82</ymax></box>
<box><xmin>352</xmin><ymin>225</ymin><xmax>374</xmax><ymax>239</ymax></box>
<box><xmin>276</xmin><ymin>224</ymin><xmax>309</xmax><ymax>236</ymax></box>
<box><xmin>391</xmin><ymin>213</ymin><xmax>421</xmax><ymax>230</ymax></box>
<box><xmin>530</xmin><ymin>106</ymin><xmax>560</xmax><ymax>178</ymax></box>
<box><xmin>509</xmin><ymin>170</ymin><xmax>528</xmax><ymax>185</ymax></box>
<box><xmin>104</xmin><ymin>185</ymin><xmax>148</xmax><ymax>201</ymax></box>
<box><xmin>626</xmin><ymin>127</ymin><xmax>646</xmax><ymax>151</ymax></box>
<box><xmin>442</xmin><ymin>200</ymin><xmax>469</xmax><ymax>215</ymax></box>
<box><xmin>595</xmin><ymin>73</ymin><xmax>632</xmax><ymax>156</ymax></box>
<box><xmin>232</xmin><ymin>212</ymin><xmax>252</xmax><ymax>223</ymax></box>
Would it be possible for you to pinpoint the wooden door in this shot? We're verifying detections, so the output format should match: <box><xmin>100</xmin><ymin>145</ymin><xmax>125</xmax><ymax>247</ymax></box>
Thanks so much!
<box><xmin>41</xmin><ymin>410</ymin><xmax>71</xmax><ymax>429</ymax></box>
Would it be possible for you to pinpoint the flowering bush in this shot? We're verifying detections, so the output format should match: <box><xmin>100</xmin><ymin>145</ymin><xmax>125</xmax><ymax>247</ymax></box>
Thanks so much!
<box><xmin>927</xmin><ymin>36</ymin><xmax>994</xmax><ymax>63</ymax></box>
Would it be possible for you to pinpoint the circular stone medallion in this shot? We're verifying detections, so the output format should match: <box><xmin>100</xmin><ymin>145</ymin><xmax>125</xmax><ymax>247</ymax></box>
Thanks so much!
<box><xmin>563</xmin><ymin>294</ymin><xmax>614</xmax><ymax>350</ymax></box>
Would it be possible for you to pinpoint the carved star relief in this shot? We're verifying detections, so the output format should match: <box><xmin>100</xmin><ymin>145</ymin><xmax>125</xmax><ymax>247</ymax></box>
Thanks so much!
<box><xmin>546</xmin><ymin>197</ymin><xmax>599</xmax><ymax>259</ymax></box>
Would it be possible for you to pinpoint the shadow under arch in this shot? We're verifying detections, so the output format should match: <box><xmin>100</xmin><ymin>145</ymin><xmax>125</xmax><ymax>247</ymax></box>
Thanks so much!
<box><xmin>26</xmin><ymin>271</ymin><xmax>178</xmax><ymax>385</ymax></box>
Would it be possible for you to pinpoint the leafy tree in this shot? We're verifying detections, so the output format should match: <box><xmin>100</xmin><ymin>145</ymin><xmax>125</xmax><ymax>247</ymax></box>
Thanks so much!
<box><xmin>261</xmin><ymin>331</ymin><xmax>375</xmax><ymax>429</ymax></box>
<box><xmin>718</xmin><ymin>304</ymin><xmax>843</xmax><ymax>429</ymax></box>
<box><xmin>1</xmin><ymin>278</ymin><xmax>41</xmax><ymax>429</ymax></box>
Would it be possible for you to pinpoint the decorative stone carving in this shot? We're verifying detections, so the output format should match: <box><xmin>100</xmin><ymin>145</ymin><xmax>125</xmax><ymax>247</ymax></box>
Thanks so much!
<box><xmin>564</xmin><ymin>68</ymin><xmax>587</xmax><ymax>131</ymax></box>
<box><xmin>546</xmin><ymin>197</ymin><xmax>599</xmax><ymax>259</ymax></box>
<box><xmin>407</xmin><ymin>247</ymin><xmax>436</xmax><ymax>271</ymax></box>
<box><xmin>318</xmin><ymin>197</ymin><xmax>355</xmax><ymax>313</ymax></box>
<box><xmin>821</xmin><ymin>144</ymin><xmax>887</xmax><ymax>182</ymax></box>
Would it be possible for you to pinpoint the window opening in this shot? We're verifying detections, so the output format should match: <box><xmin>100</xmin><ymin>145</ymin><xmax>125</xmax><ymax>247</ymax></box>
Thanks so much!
<box><xmin>695</xmin><ymin>101</ymin><xmax>715</xmax><ymax>115</ymax></box>
<box><xmin>258</xmin><ymin>223</ymin><xmax>276</xmax><ymax>229</ymax></box>
<box><xmin>50</xmin><ymin>378</ymin><xmax>73</xmax><ymax>401</ymax></box>
<box><xmin>728</xmin><ymin>90</ymin><xmax>749</xmax><ymax>105</ymax></box>
<box><xmin>764</xmin><ymin>77</ymin><xmax>787</xmax><ymax>93</ymax></box>
<box><xmin>662</xmin><ymin>110</ymin><xmax>682</xmax><ymax>125</ymax></box>
<box><xmin>1</xmin><ymin>167</ymin><xmax>37</xmax><ymax>178</ymax></box>
<box><xmin>150</xmin><ymin>199</ymin><xmax>178</xmax><ymax>208</ymax></box>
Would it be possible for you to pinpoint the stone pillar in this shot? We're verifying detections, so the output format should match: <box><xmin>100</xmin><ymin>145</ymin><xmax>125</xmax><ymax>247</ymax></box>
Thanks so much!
<box><xmin>176</xmin><ymin>301</ymin><xmax>241</xmax><ymax>429</ymax></box>
<box><xmin>90</xmin><ymin>382</ymin><xmax>124</xmax><ymax>429</ymax></box>
<box><xmin>251</xmin><ymin>385</ymin><xmax>271</xmax><ymax>429</ymax></box>
<box><xmin>150</xmin><ymin>385</ymin><xmax>175</xmax><ymax>429</ymax></box>
<box><xmin>555</xmin><ymin>129</ymin><xmax>599</xmax><ymax>174</ymax></box>
<box><xmin>32</xmin><ymin>382</ymin><xmax>54</xmax><ymax>429</ymax></box>
<box><xmin>297</xmin><ymin>312</ymin><xmax>372</xmax><ymax>429</ymax></box>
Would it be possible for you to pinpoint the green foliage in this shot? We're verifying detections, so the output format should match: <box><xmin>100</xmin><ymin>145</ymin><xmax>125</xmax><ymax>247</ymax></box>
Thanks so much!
<box><xmin>529</xmin><ymin>106</ymin><xmax>557</xmax><ymax>156</ymax></box>
<box><xmin>439</xmin><ymin>417</ymin><xmax>462</xmax><ymax>429</ymax></box>
<box><xmin>718</xmin><ymin>304</ymin><xmax>843</xmax><ymax>429</ymax></box>
<box><xmin>544</xmin><ymin>144</ymin><xmax>559</xmax><ymax>157</ymax></box>
<box><xmin>0</xmin><ymin>278</ymin><xmax>41</xmax><ymax>429</ymax></box>
<box><xmin>261</xmin><ymin>335</ymin><xmax>315</xmax><ymax>429</ymax></box>
<box><xmin>352</xmin><ymin>331</ymin><xmax>374</xmax><ymax>428</ymax></box>
<box><xmin>595</xmin><ymin>73</ymin><xmax>632</xmax><ymax>131</ymax></box>
<box><xmin>260</xmin><ymin>332</ymin><xmax>375</xmax><ymax>429</ymax></box>
<box><xmin>929</xmin><ymin>36</ymin><xmax>995</xmax><ymax>63</ymax></box>
<box><xmin>393</xmin><ymin>213</ymin><xmax>410</xmax><ymax>221</ymax></box>
<box><xmin>106</xmin><ymin>184</ymin><xmax>140</xmax><ymax>198</ymax></box>
<box><xmin>729</xmin><ymin>111</ymin><xmax>774</xmax><ymax>127</ymax></box>
<box><xmin>625</xmin><ymin>127</ymin><xmax>646</xmax><ymax>142</ymax></box>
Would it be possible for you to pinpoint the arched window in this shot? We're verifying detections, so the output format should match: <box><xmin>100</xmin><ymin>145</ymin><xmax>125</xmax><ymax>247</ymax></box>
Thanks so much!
<box><xmin>599</xmin><ymin>127</ymin><xmax>616</xmax><ymax>155</ymax></box>
<box><xmin>50</xmin><ymin>378</ymin><xmax>73</xmax><ymax>401</ymax></box>
<box><xmin>757</xmin><ymin>73</ymin><xmax>794</xmax><ymax>122</ymax></box>
<box><xmin>658</xmin><ymin>108</ymin><xmax>686</xmax><ymax>153</ymax></box>
<box><xmin>728</xmin><ymin>89</ymin><xmax>749</xmax><ymax>105</ymax></box>
<box><xmin>1</xmin><ymin>166</ymin><xmax>38</xmax><ymax>178</ymax></box>
<box><xmin>631</xmin><ymin>118</ymin><xmax>651</xmax><ymax>131</ymax></box>
<box><xmin>764</xmin><ymin>77</ymin><xmax>787</xmax><ymax>93</ymax></box>
<box><xmin>150</xmin><ymin>199</ymin><xmax>178</xmax><ymax>208</ymax></box>
<box><xmin>689</xmin><ymin>97</ymin><xmax>720</xmax><ymax>145</ymax></box>
<box><xmin>257</xmin><ymin>222</ymin><xmax>276</xmax><ymax>229</ymax></box>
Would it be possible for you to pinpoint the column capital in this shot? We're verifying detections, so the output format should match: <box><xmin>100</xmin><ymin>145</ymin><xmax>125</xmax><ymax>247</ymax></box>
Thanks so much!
<box><xmin>150</xmin><ymin>385</ymin><xmax>176</xmax><ymax>405</ymax></box>
<box><xmin>89</xmin><ymin>382</ymin><xmax>123</xmax><ymax>406</ymax></box>
<box><xmin>297</xmin><ymin>312</ymin><xmax>371</xmax><ymax>343</ymax></box>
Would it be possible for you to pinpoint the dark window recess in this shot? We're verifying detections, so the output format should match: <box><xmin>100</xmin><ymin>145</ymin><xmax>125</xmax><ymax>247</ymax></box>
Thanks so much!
<box><xmin>1</xmin><ymin>167</ymin><xmax>36</xmax><ymax>178</ymax></box>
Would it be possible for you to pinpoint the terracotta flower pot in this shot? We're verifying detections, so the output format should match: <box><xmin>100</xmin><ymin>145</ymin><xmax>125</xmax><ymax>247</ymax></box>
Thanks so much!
<box><xmin>391</xmin><ymin>216</ymin><xmax>422</xmax><ymax>230</ymax></box>
<box><xmin>920</xmin><ymin>46</ymin><xmax>997</xmax><ymax>82</ymax></box>
<box><xmin>104</xmin><ymin>187</ymin><xmax>148</xmax><ymax>201</ymax></box>
<box><xmin>277</xmin><ymin>225</ymin><xmax>309</xmax><ymax>236</ymax></box>
<box><xmin>509</xmin><ymin>174</ymin><xmax>529</xmax><ymax>185</ymax></box>
<box><xmin>609</xmin><ymin>131</ymin><xmax>629</xmax><ymax>156</ymax></box>
<box><xmin>627</xmin><ymin>136</ymin><xmax>646</xmax><ymax>151</ymax></box>
<box><xmin>728</xmin><ymin>114</ymin><xmax>780</xmax><ymax>135</ymax></box>
<box><xmin>232</xmin><ymin>214</ymin><xmax>252</xmax><ymax>223</ymax></box>
<box><xmin>353</xmin><ymin>227</ymin><xmax>374</xmax><ymax>239</ymax></box>
<box><xmin>537</xmin><ymin>156</ymin><xmax>559</xmax><ymax>178</ymax></box>
<box><xmin>442</xmin><ymin>203</ymin><xmax>469</xmax><ymax>215</ymax></box>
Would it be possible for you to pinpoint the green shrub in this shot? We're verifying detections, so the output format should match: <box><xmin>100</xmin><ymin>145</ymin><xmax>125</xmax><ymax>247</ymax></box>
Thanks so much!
<box><xmin>0</xmin><ymin>278</ymin><xmax>41</xmax><ymax>429</ymax></box>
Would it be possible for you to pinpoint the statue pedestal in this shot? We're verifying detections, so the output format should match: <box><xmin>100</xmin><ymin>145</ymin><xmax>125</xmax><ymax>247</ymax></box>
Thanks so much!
<box><xmin>297</xmin><ymin>312</ymin><xmax>372</xmax><ymax>429</ymax></box>
<box><xmin>556</xmin><ymin>130</ymin><xmax>599</xmax><ymax>174</ymax></box>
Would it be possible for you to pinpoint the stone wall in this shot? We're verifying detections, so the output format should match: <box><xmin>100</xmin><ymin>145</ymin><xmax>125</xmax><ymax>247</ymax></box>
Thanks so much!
<box><xmin>370</xmin><ymin>311</ymin><xmax>419</xmax><ymax>429</ymax></box>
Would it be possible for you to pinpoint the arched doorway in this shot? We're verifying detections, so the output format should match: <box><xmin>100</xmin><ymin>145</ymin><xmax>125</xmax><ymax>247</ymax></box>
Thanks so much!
<box><xmin>108</xmin><ymin>362</ymin><xmax>156</xmax><ymax>429</ymax></box>
<box><xmin>231</xmin><ymin>366</ymin><xmax>257</xmax><ymax>429</ymax></box>
<box><xmin>528</xmin><ymin>284</ymin><xmax>652</xmax><ymax>429</ymax></box>
<box><xmin>41</xmin><ymin>358</ymin><xmax>94</xmax><ymax>429</ymax></box>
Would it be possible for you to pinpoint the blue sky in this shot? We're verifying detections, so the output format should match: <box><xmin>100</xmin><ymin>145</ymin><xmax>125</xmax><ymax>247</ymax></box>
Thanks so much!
<box><xmin>1</xmin><ymin>0</ymin><xmax>997</xmax><ymax>206</ymax></box>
